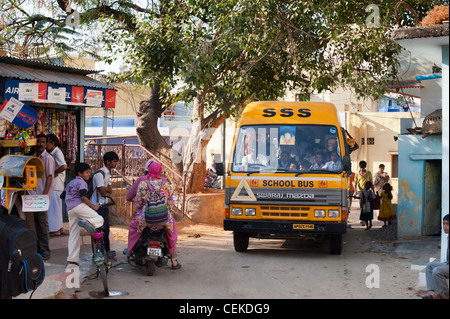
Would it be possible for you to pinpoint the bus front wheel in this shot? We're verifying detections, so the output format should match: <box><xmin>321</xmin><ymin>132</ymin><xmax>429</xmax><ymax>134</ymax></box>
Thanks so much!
<box><xmin>233</xmin><ymin>232</ymin><xmax>249</xmax><ymax>252</ymax></box>
<box><xmin>329</xmin><ymin>234</ymin><xmax>342</xmax><ymax>255</ymax></box>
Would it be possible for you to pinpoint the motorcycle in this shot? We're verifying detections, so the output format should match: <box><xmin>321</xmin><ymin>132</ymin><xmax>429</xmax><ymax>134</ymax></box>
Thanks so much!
<box><xmin>204</xmin><ymin>167</ymin><xmax>221</xmax><ymax>189</ymax></box>
<box><xmin>124</xmin><ymin>227</ymin><xmax>169</xmax><ymax>276</ymax></box>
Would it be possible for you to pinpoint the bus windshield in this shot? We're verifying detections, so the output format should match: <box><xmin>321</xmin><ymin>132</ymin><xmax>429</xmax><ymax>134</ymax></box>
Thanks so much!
<box><xmin>232</xmin><ymin>124</ymin><xmax>343</xmax><ymax>173</ymax></box>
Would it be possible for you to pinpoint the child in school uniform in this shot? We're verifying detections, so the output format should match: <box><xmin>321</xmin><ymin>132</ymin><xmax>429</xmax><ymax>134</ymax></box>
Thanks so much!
<box><xmin>355</xmin><ymin>181</ymin><xmax>376</xmax><ymax>230</ymax></box>
<box><xmin>64</xmin><ymin>163</ymin><xmax>104</xmax><ymax>267</ymax></box>
<box><xmin>377</xmin><ymin>183</ymin><xmax>396</xmax><ymax>226</ymax></box>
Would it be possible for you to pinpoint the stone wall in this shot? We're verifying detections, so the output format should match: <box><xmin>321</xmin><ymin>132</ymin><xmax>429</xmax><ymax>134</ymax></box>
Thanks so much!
<box><xmin>111</xmin><ymin>185</ymin><xmax>225</xmax><ymax>227</ymax></box>
<box><xmin>182</xmin><ymin>192</ymin><xmax>225</xmax><ymax>226</ymax></box>
<box><xmin>185</xmin><ymin>191</ymin><xmax>225</xmax><ymax>226</ymax></box>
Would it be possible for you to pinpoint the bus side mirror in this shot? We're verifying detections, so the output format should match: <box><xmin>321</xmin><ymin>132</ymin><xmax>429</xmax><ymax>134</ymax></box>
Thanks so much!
<box><xmin>347</xmin><ymin>138</ymin><xmax>359</xmax><ymax>153</ymax></box>
<box><xmin>215</xmin><ymin>162</ymin><xmax>224</xmax><ymax>176</ymax></box>
<box><xmin>342</xmin><ymin>155</ymin><xmax>351</xmax><ymax>172</ymax></box>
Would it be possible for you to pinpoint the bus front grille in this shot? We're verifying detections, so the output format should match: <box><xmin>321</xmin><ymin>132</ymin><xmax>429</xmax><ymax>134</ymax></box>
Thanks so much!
<box><xmin>260</xmin><ymin>206</ymin><xmax>310</xmax><ymax>218</ymax></box>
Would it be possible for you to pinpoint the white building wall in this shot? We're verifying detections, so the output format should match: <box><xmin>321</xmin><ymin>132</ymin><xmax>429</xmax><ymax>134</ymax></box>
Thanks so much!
<box><xmin>420</xmin><ymin>77</ymin><xmax>442</xmax><ymax>117</ymax></box>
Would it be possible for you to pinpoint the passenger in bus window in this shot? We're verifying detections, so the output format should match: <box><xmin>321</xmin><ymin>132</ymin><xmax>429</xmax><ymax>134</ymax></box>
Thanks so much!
<box><xmin>322</xmin><ymin>151</ymin><xmax>342</xmax><ymax>172</ymax></box>
<box><xmin>289</xmin><ymin>162</ymin><xmax>298</xmax><ymax>171</ymax></box>
<box><xmin>310</xmin><ymin>153</ymin><xmax>325</xmax><ymax>170</ymax></box>
<box><xmin>313</xmin><ymin>145</ymin><xmax>324</xmax><ymax>155</ymax></box>
<box><xmin>299</xmin><ymin>160</ymin><xmax>311</xmax><ymax>171</ymax></box>
<box><xmin>325</xmin><ymin>138</ymin><xmax>338</xmax><ymax>161</ymax></box>
<box><xmin>302</xmin><ymin>148</ymin><xmax>315</xmax><ymax>164</ymax></box>
<box><xmin>278</xmin><ymin>151</ymin><xmax>291</xmax><ymax>169</ymax></box>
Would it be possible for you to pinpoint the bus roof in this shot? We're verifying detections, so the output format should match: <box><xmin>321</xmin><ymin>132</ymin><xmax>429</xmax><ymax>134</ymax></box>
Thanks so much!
<box><xmin>239</xmin><ymin>101</ymin><xmax>341</xmax><ymax>127</ymax></box>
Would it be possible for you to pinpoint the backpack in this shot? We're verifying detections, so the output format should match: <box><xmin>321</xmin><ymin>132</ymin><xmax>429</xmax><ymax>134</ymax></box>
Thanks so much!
<box><xmin>86</xmin><ymin>169</ymin><xmax>106</xmax><ymax>199</ymax></box>
<box><xmin>0</xmin><ymin>211</ymin><xmax>45</xmax><ymax>299</ymax></box>
<box><xmin>361</xmin><ymin>191</ymin><xmax>374</xmax><ymax>213</ymax></box>
<box><xmin>143</xmin><ymin>181</ymin><xmax>169</xmax><ymax>226</ymax></box>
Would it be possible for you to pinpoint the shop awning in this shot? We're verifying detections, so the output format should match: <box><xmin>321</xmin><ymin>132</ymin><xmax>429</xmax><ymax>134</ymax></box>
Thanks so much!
<box><xmin>0</xmin><ymin>56</ymin><xmax>116</xmax><ymax>108</ymax></box>
<box><xmin>383</xmin><ymin>80</ymin><xmax>423</xmax><ymax>89</ymax></box>
<box><xmin>382</xmin><ymin>80</ymin><xmax>423</xmax><ymax>99</ymax></box>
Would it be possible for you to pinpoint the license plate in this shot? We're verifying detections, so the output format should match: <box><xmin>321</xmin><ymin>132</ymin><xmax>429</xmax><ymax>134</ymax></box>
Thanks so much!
<box><xmin>293</xmin><ymin>224</ymin><xmax>314</xmax><ymax>230</ymax></box>
<box><xmin>147</xmin><ymin>247</ymin><xmax>162</xmax><ymax>257</ymax></box>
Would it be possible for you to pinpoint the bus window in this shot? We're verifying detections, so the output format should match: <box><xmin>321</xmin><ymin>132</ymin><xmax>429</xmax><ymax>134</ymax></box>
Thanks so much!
<box><xmin>232</xmin><ymin>124</ymin><xmax>342</xmax><ymax>173</ymax></box>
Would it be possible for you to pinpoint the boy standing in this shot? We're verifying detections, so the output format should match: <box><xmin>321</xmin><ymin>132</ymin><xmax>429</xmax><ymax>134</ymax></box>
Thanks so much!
<box><xmin>90</xmin><ymin>151</ymin><xmax>119</xmax><ymax>260</ymax></box>
<box><xmin>29</xmin><ymin>133</ymin><xmax>55</xmax><ymax>260</ymax></box>
<box><xmin>65</xmin><ymin>163</ymin><xmax>104</xmax><ymax>266</ymax></box>
<box><xmin>354</xmin><ymin>160</ymin><xmax>373</xmax><ymax>192</ymax></box>
<box><xmin>46</xmin><ymin>133</ymin><xmax>68</xmax><ymax>236</ymax></box>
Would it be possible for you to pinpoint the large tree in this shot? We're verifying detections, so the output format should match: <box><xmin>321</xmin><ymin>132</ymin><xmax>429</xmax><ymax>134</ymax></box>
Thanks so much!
<box><xmin>2</xmin><ymin>0</ymin><xmax>447</xmax><ymax>192</ymax></box>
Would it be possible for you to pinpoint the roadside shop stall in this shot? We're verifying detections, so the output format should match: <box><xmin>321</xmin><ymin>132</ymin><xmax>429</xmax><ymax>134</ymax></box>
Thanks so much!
<box><xmin>0</xmin><ymin>155</ymin><xmax>44</xmax><ymax>230</ymax></box>
<box><xmin>0</xmin><ymin>56</ymin><xmax>116</xmax><ymax>216</ymax></box>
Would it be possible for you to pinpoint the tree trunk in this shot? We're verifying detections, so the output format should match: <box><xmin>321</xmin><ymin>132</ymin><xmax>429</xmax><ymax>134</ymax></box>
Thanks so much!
<box><xmin>136</xmin><ymin>87</ymin><xmax>225</xmax><ymax>193</ymax></box>
<box><xmin>183</xmin><ymin>96</ymin><xmax>225</xmax><ymax>193</ymax></box>
<box><xmin>136</xmin><ymin>85</ymin><xmax>183</xmax><ymax>186</ymax></box>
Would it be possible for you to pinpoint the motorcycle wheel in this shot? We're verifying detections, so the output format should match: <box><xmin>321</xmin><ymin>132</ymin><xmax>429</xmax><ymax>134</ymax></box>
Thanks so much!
<box><xmin>146</xmin><ymin>262</ymin><xmax>156</xmax><ymax>276</ymax></box>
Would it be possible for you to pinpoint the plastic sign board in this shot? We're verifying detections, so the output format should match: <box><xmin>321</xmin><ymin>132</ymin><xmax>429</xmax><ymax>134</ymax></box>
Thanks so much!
<box><xmin>21</xmin><ymin>195</ymin><xmax>50</xmax><ymax>212</ymax></box>
<box><xmin>85</xmin><ymin>90</ymin><xmax>103</xmax><ymax>106</ymax></box>
<box><xmin>0</xmin><ymin>97</ymin><xmax>38</xmax><ymax>129</ymax></box>
<box><xmin>4</xmin><ymin>79</ymin><xmax>116</xmax><ymax>108</ymax></box>
<box><xmin>105</xmin><ymin>89</ymin><xmax>116</xmax><ymax>108</ymax></box>
<box><xmin>48</xmin><ymin>86</ymin><xmax>67</xmax><ymax>104</ymax></box>
<box><xmin>18</xmin><ymin>82</ymin><xmax>38</xmax><ymax>101</ymax></box>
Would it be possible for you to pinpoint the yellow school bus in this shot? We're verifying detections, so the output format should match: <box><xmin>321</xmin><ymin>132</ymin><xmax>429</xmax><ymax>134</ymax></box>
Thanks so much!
<box><xmin>221</xmin><ymin>101</ymin><xmax>354</xmax><ymax>254</ymax></box>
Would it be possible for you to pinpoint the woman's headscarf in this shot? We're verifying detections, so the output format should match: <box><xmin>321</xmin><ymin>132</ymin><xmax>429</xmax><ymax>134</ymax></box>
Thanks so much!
<box><xmin>147</xmin><ymin>161</ymin><xmax>162</xmax><ymax>178</ymax></box>
<box><xmin>145</xmin><ymin>159</ymin><xmax>155</xmax><ymax>173</ymax></box>
<box><xmin>146</xmin><ymin>161</ymin><xmax>169</xmax><ymax>185</ymax></box>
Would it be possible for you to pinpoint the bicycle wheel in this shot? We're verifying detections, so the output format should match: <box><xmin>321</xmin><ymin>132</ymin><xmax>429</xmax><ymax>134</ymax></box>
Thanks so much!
<box><xmin>98</xmin><ymin>263</ymin><xmax>109</xmax><ymax>297</ymax></box>
<box><xmin>93</xmin><ymin>241</ymin><xmax>109</xmax><ymax>297</ymax></box>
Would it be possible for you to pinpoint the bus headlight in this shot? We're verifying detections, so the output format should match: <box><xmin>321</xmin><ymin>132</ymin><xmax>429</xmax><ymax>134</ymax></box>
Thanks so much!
<box><xmin>328</xmin><ymin>210</ymin><xmax>340</xmax><ymax>218</ymax></box>
<box><xmin>231</xmin><ymin>207</ymin><xmax>243</xmax><ymax>216</ymax></box>
<box><xmin>314</xmin><ymin>209</ymin><xmax>326</xmax><ymax>218</ymax></box>
<box><xmin>245</xmin><ymin>208</ymin><xmax>256</xmax><ymax>216</ymax></box>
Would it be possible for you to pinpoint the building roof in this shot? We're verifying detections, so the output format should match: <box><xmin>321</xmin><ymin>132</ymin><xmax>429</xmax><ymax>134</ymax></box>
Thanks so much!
<box><xmin>392</xmin><ymin>23</ymin><xmax>449</xmax><ymax>41</ymax></box>
<box><xmin>0</xmin><ymin>56</ymin><xmax>114</xmax><ymax>90</ymax></box>
<box><xmin>0</xmin><ymin>56</ymin><xmax>98</xmax><ymax>75</ymax></box>
<box><xmin>383</xmin><ymin>80</ymin><xmax>423</xmax><ymax>89</ymax></box>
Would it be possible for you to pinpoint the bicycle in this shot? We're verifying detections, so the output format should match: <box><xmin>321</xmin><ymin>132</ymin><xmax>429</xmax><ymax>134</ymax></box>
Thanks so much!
<box><xmin>78</xmin><ymin>195</ymin><xmax>116</xmax><ymax>297</ymax></box>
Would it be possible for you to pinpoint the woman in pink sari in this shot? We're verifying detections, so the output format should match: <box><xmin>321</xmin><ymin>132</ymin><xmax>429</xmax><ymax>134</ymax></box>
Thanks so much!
<box><xmin>126</xmin><ymin>161</ymin><xmax>181</xmax><ymax>269</ymax></box>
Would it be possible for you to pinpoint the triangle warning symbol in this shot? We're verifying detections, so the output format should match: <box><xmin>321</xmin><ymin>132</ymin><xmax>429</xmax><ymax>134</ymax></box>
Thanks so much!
<box><xmin>231</xmin><ymin>178</ymin><xmax>257</xmax><ymax>201</ymax></box>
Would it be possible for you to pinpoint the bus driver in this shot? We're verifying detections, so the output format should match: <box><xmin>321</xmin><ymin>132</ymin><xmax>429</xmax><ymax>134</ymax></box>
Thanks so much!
<box><xmin>242</xmin><ymin>143</ymin><xmax>269</xmax><ymax>167</ymax></box>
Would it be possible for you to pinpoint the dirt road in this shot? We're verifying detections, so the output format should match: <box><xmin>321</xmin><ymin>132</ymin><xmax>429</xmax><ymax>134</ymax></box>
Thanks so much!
<box><xmin>61</xmin><ymin>210</ymin><xmax>439</xmax><ymax>300</ymax></box>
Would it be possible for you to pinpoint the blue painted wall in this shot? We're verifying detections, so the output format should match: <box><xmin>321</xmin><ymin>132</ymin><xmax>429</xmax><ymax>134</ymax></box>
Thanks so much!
<box><xmin>397</xmin><ymin>134</ymin><xmax>442</xmax><ymax>237</ymax></box>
